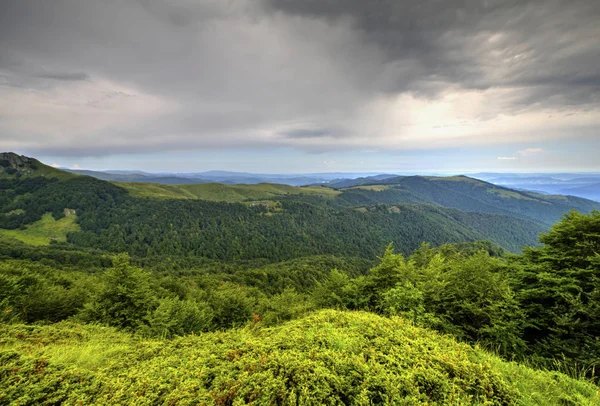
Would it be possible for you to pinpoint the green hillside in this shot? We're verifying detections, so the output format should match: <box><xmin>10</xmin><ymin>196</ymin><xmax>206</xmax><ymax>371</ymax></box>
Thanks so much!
<box><xmin>0</xmin><ymin>173</ymin><xmax>545</xmax><ymax>258</ymax></box>
<box><xmin>119</xmin><ymin>181</ymin><xmax>339</xmax><ymax>202</ymax></box>
<box><xmin>334</xmin><ymin>175</ymin><xmax>600</xmax><ymax>225</ymax></box>
<box><xmin>2</xmin><ymin>310</ymin><xmax>598</xmax><ymax>405</ymax></box>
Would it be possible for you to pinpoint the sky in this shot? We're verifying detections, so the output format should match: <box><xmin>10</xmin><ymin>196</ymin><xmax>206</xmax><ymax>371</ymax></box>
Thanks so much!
<box><xmin>1</xmin><ymin>0</ymin><xmax>599</xmax><ymax>174</ymax></box>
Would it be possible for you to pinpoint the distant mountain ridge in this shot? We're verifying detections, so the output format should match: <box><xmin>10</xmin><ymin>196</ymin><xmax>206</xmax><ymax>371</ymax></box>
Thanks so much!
<box><xmin>472</xmin><ymin>172</ymin><xmax>600</xmax><ymax>202</ymax></box>
<box><xmin>324</xmin><ymin>175</ymin><xmax>600</xmax><ymax>226</ymax></box>
<box><xmin>61</xmin><ymin>167</ymin><xmax>600</xmax><ymax>203</ymax></box>
<box><xmin>64</xmin><ymin>168</ymin><xmax>386</xmax><ymax>186</ymax></box>
<box><xmin>5</xmin><ymin>153</ymin><xmax>597</xmax><ymax>227</ymax></box>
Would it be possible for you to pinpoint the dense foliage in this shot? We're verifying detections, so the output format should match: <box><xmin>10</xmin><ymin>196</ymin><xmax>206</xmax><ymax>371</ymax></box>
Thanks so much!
<box><xmin>0</xmin><ymin>176</ymin><xmax>545</xmax><ymax>262</ymax></box>
<box><xmin>2</xmin><ymin>311</ymin><xmax>599</xmax><ymax>405</ymax></box>
<box><xmin>1</xmin><ymin>165</ymin><xmax>600</xmax><ymax>403</ymax></box>
<box><xmin>2</xmin><ymin>211</ymin><xmax>600</xmax><ymax>379</ymax></box>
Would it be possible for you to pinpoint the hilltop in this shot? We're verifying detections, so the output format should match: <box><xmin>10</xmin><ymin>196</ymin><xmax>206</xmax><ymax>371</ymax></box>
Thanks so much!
<box><xmin>0</xmin><ymin>152</ymin><xmax>74</xmax><ymax>180</ymax></box>
<box><xmin>2</xmin><ymin>310</ymin><xmax>598</xmax><ymax>405</ymax></box>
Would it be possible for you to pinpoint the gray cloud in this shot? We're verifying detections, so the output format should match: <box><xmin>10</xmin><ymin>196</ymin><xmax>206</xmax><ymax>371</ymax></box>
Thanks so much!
<box><xmin>264</xmin><ymin>0</ymin><xmax>600</xmax><ymax>105</ymax></box>
<box><xmin>0</xmin><ymin>0</ymin><xmax>599</xmax><ymax>157</ymax></box>
<box><xmin>279</xmin><ymin>128</ymin><xmax>345</xmax><ymax>139</ymax></box>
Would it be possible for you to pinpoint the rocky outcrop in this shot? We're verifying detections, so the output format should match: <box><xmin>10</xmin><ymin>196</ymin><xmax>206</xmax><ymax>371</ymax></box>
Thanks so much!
<box><xmin>0</xmin><ymin>152</ymin><xmax>37</xmax><ymax>175</ymax></box>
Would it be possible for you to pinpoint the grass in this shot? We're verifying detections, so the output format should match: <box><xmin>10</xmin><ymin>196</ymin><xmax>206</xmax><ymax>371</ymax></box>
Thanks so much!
<box><xmin>344</xmin><ymin>185</ymin><xmax>391</xmax><ymax>191</ymax></box>
<box><xmin>1</xmin><ymin>310</ymin><xmax>598</xmax><ymax>405</ymax></box>
<box><xmin>0</xmin><ymin>212</ymin><xmax>80</xmax><ymax>246</ymax></box>
<box><xmin>527</xmin><ymin>191</ymin><xmax>569</xmax><ymax>201</ymax></box>
<box><xmin>486</xmin><ymin>188</ymin><xmax>541</xmax><ymax>201</ymax></box>
<box><xmin>7</xmin><ymin>209</ymin><xmax>25</xmax><ymax>215</ymax></box>
<box><xmin>118</xmin><ymin>182</ymin><xmax>340</xmax><ymax>202</ymax></box>
<box><xmin>427</xmin><ymin>176</ymin><xmax>486</xmax><ymax>184</ymax></box>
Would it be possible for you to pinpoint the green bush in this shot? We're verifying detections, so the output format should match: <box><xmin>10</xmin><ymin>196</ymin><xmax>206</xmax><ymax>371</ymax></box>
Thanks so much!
<box><xmin>1</xmin><ymin>310</ymin><xmax>599</xmax><ymax>405</ymax></box>
<box><xmin>81</xmin><ymin>254</ymin><xmax>156</xmax><ymax>330</ymax></box>
<box><xmin>145</xmin><ymin>297</ymin><xmax>214</xmax><ymax>338</ymax></box>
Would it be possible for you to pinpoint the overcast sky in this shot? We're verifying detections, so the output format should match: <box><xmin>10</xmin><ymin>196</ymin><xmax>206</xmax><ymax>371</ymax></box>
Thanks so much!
<box><xmin>1</xmin><ymin>0</ymin><xmax>599</xmax><ymax>173</ymax></box>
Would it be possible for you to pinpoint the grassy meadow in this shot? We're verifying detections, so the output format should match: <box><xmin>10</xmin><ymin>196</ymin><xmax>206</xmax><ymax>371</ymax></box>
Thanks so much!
<box><xmin>0</xmin><ymin>212</ymin><xmax>79</xmax><ymax>246</ymax></box>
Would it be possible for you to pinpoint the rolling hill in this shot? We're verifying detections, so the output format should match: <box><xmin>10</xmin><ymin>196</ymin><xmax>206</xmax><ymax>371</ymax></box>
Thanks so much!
<box><xmin>66</xmin><ymin>169</ymin><xmax>206</xmax><ymax>184</ymax></box>
<box><xmin>558</xmin><ymin>183</ymin><xmax>600</xmax><ymax>202</ymax></box>
<box><xmin>112</xmin><ymin>173</ymin><xmax>600</xmax><ymax>227</ymax></box>
<box><xmin>1</xmin><ymin>153</ymin><xmax>599</xmax><ymax>257</ymax></box>
<box><xmin>118</xmin><ymin>181</ymin><xmax>339</xmax><ymax>202</ymax></box>
<box><xmin>331</xmin><ymin>175</ymin><xmax>600</xmax><ymax>226</ymax></box>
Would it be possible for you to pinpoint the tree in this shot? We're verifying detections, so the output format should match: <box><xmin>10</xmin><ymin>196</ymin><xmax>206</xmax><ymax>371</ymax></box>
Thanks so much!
<box><xmin>82</xmin><ymin>253</ymin><xmax>156</xmax><ymax>330</ymax></box>
<box><xmin>514</xmin><ymin>210</ymin><xmax>600</xmax><ymax>370</ymax></box>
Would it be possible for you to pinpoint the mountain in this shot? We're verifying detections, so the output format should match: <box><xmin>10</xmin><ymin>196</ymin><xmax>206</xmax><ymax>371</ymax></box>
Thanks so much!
<box><xmin>115</xmin><ymin>173</ymin><xmax>600</xmax><ymax>226</ymax></box>
<box><xmin>66</xmin><ymin>169</ymin><xmax>206</xmax><ymax>184</ymax></box>
<box><xmin>558</xmin><ymin>183</ymin><xmax>600</xmax><ymax>202</ymax></box>
<box><xmin>0</xmin><ymin>152</ymin><xmax>75</xmax><ymax>180</ymax></box>
<box><xmin>0</xmin><ymin>172</ymin><xmax>544</xmax><ymax>257</ymax></box>
<box><xmin>2</xmin><ymin>154</ymin><xmax>600</xmax><ymax>258</ymax></box>
<box><xmin>472</xmin><ymin>172</ymin><xmax>600</xmax><ymax>201</ymax></box>
<box><xmin>328</xmin><ymin>175</ymin><xmax>600</xmax><ymax>226</ymax></box>
<box><xmin>317</xmin><ymin>174</ymin><xmax>399</xmax><ymax>188</ymax></box>
<box><xmin>65</xmin><ymin>168</ymin><xmax>331</xmax><ymax>186</ymax></box>
<box><xmin>65</xmin><ymin>168</ymin><xmax>404</xmax><ymax>186</ymax></box>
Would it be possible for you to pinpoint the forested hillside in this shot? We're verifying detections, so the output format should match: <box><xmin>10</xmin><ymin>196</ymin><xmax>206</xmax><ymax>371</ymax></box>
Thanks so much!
<box><xmin>0</xmin><ymin>155</ymin><xmax>552</xmax><ymax>259</ymax></box>
<box><xmin>330</xmin><ymin>175</ymin><xmax>600</xmax><ymax>225</ymax></box>
<box><xmin>1</xmin><ymin>153</ymin><xmax>600</xmax><ymax>404</ymax></box>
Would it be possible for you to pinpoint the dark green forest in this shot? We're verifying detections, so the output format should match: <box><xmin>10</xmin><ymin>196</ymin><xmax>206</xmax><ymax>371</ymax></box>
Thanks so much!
<box><xmin>1</xmin><ymin>158</ymin><xmax>600</xmax><ymax>404</ymax></box>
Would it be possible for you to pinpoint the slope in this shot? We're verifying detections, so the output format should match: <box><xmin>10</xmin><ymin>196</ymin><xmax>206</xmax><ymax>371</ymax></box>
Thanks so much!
<box><xmin>119</xmin><ymin>181</ymin><xmax>340</xmax><ymax>202</ymax></box>
<box><xmin>67</xmin><ymin>169</ymin><xmax>205</xmax><ymax>184</ymax></box>
<box><xmin>2</xmin><ymin>310</ymin><xmax>598</xmax><ymax>405</ymax></box>
<box><xmin>0</xmin><ymin>172</ymin><xmax>543</xmax><ymax>258</ymax></box>
<box><xmin>334</xmin><ymin>175</ymin><xmax>600</xmax><ymax>225</ymax></box>
<box><xmin>0</xmin><ymin>211</ymin><xmax>79</xmax><ymax>245</ymax></box>
<box><xmin>559</xmin><ymin>183</ymin><xmax>600</xmax><ymax>202</ymax></box>
<box><xmin>0</xmin><ymin>152</ymin><xmax>75</xmax><ymax>180</ymax></box>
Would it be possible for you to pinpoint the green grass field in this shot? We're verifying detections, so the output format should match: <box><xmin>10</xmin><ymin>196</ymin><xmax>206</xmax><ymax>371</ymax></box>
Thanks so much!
<box><xmin>118</xmin><ymin>182</ymin><xmax>340</xmax><ymax>202</ymax></box>
<box><xmin>0</xmin><ymin>212</ymin><xmax>80</xmax><ymax>245</ymax></box>
<box><xmin>486</xmin><ymin>188</ymin><xmax>541</xmax><ymax>201</ymax></box>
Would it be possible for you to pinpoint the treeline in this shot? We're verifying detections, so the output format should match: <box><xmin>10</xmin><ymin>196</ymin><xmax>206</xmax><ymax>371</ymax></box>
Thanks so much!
<box><xmin>2</xmin><ymin>211</ymin><xmax>599</xmax><ymax>378</ymax></box>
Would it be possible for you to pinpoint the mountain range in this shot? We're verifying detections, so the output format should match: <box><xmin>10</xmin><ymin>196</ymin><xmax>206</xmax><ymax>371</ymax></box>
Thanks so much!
<box><xmin>2</xmin><ymin>152</ymin><xmax>600</xmax><ymax>257</ymax></box>
<box><xmin>62</xmin><ymin>167</ymin><xmax>600</xmax><ymax>202</ymax></box>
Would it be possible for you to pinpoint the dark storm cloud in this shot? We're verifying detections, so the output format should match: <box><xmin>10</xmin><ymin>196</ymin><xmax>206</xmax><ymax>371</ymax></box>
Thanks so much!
<box><xmin>264</xmin><ymin>0</ymin><xmax>600</xmax><ymax>103</ymax></box>
<box><xmin>0</xmin><ymin>0</ymin><xmax>599</xmax><ymax>157</ymax></box>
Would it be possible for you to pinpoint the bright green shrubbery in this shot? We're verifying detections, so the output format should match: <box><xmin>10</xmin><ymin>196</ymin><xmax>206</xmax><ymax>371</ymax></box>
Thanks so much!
<box><xmin>2</xmin><ymin>310</ymin><xmax>599</xmax><ymax>405</ymax></box>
